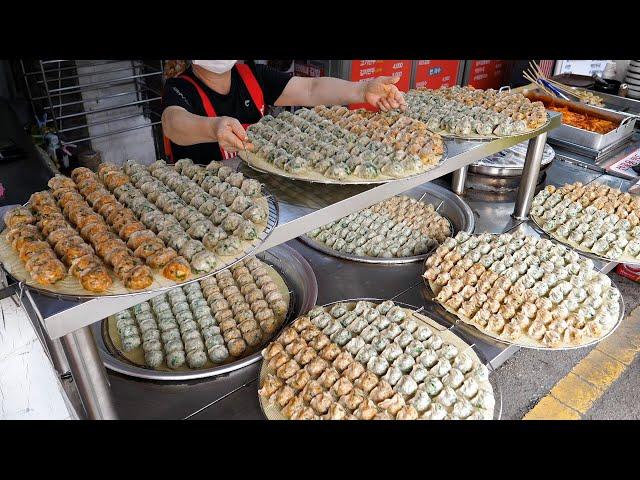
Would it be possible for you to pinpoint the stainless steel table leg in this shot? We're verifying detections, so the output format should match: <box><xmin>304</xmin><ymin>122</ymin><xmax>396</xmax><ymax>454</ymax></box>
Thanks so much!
<box><xmin>21</xmin><ymin>290</ymin><xmax>71</xmax><ymax>378</ymax></box>
<box><xmin>513</xmin><ymin>132</ymin><xmax>548</xmax><ymax>219</ymax></box>
<box><xmin>452</xmin><ymin>166</ymin><xmax>468</xmax><ymax>195</ymax></box>
<box><xmin>60</xmin><ymin>326</ymin><xmax>118</xmax><ymax>420</ymax></box>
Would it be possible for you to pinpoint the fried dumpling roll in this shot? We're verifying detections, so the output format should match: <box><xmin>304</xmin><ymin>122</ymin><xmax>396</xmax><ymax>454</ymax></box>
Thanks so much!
<box><xmin>123</xmin><ymin>264</ymin><xmax>153</xmax><ymax>290</ymax></box>
<box><xmin>268</xmin><ymin>351</ymin><xmax>290</xmax><ymax>371</ymax></box>
<box><xmin>29</xmin><ymin>191</ymin><xmax>56</xmax><ymax>209</ymax></box>
<box><xmin>102</xmin><ymin>171</ymin><xmax>130</xmax><ymax>190</ymax></box>
<box><xmin>9</xmin><ymin>225</ymin><xmax>42</xmax><ymax>250</ymax></box>
<box><xmin>273</xmin><ymin>385</ymin><xmax>296</xmax><ymax>408</ymax></box>
<box><xmin>125</xmin><ymin>229</ymin><xmax>155</xmax><ymax>250</ymax></box>
<box><xmin>70</xmin><ymin>167</ymin><xmax>94</xmax><ymax>183</ymax></box>
<box><xmin>146</xmin><ymin>246</ymin><xmax>177</xmax><ymax>269</ymax></box>
<box><xmin>134</xmin><ymin>238</ymin><xmax>165</xmax><ymax>260</ymax></box>
<box><xmin>111</xmin><ymin>253</ymin><xmax>140</xmax><ymax>278</ymax></box>
<box><xmin>95</xmin><ymin>237</ymin><xmax>127</xmax><ymax>259</ymax></box>
<box><xmin>79</xmin><ymin>266</ymin><xmax>113</xmax><ymax>293</ymax></box>
<box><xmin>161</xmin><ymin>256</ymin><xmax>191</xmax><ymax>282</ymax></box>
<box><xmin>61</xmin><ymin>243</ymin><xmax>95</xmax><ymax>266</ymax></box>
<box><xmin>18</xmin><ymin>240</ymin><xmax>51</xmax><ymax>262</ymax></box>
<box><xmin>53</xmin><ymin>235</ymin><xmax>85</xmax><ymax>257</ymax></box>
<box><xmin>69</xmin><ymin>254</ymin><xmax>102</xmax><ymax>278</ymax></box>
<box><xmin>3</xmin><ymin>207</ymin><xmax>35</xmax><ymax>229</ymax></box>
<box><xmin>47</xmin><ymin>174</ymin><xmax>76</xmax><ymax>191</ymax></box>
<box><xmin>27</xmin><ymin>255</ymin><xmax>66</xmax><ymax>285</ymax></box>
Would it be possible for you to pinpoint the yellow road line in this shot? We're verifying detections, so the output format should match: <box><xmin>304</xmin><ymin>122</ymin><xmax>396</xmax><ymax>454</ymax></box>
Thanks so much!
<box><xmin>523</xmin><ymin>305</ymin><xmax>640</xmax><ymax>420</ymax></box>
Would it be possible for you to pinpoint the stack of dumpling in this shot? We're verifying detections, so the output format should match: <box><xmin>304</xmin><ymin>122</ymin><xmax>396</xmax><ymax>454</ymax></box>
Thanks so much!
<box><xmin>306</xmin><ymin>195</ymin><xmax>449</xmax><ymax>260</ymax></box>
<box><xmin>246</xmin><ymin>106</ymin><xmax>444</xmax><ymax>181</ymax></box>
<box><xmin>403</xmin><ymin>86</ymin><xmax>548</xmax><ymax>137</ymax></box>
<box><xmin>531</xmin><ymin>182</ymin><xmax>640</xmax><ymax>263</ymax></box>
<box><xmin>424</xmin><ymin>231</ymin><xmax>621</xmax><ymax>348</ymax></box>
<box><xmin>259</xmin><ymin>300</ymin><xmax>494</xmax><ymax>420</ymax></box>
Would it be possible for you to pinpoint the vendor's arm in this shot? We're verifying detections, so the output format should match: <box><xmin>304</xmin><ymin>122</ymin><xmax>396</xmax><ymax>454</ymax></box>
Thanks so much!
<box><xmin>162</xmin><ymin>106</ymin><xmax>248</xmax><ymax>151</ymax></box>
<box><xmin>274</xmin><ymin>75</ymin><xmax>407</xmax><ymax>112</ymax></box>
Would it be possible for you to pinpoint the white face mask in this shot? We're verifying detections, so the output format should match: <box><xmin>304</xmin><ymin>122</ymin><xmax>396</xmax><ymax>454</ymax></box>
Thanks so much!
<box><xmin>193</xmin><ymin>60</ymin><xmax>237</xmax><ymax>74</ymax></box>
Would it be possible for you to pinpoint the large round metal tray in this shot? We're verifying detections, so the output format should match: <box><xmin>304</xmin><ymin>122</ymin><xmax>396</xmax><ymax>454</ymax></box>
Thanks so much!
<box><xmin>238</xmin><ymin>143</ymin><xmax>447</xmax><ymax>185</ymax></box>
<box><xmin>257</xmin><ymin>298</ymin><xmax>502</xmax><ymax>420</ymax></box>
<box><xmin>529</xmin><ymin>215</ymin><xmax>640</xmax><ymax>268</ymax></box>
<box><xmin>298</xmin><ymin>182</ymin><xmax>475</xmax><ymax>264</ymax></box>
<box><xmin>422</xmin><ymin>239</ymin><xmax>625</xmax><ymax>351</ymax></box>
<box><xmin>469</xmin><ymin>142</ymin><xmax>556</xmax><ymax>178</ymax></box>
<box><xmin>92</xmin><ymin>243</ymin><xmax>318</xmax><ymax>381</ymax></box>
<box><xmin>0</xmin><ymin>187</ymin><xmax>279</xmax><ymax>301</ymax></box>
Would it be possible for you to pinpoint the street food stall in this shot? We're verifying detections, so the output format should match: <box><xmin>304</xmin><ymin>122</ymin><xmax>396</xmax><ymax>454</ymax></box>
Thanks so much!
<box><xmin>2</xmin><ymin>59</ymin><xmax>639</xmax><ymax>420</ymax></box>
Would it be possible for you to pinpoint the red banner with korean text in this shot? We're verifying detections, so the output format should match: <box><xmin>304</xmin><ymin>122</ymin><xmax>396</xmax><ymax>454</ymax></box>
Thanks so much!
<box><xmin>414</xmin><ymin>60</ymin><xmax>460</xmax><ymax>89</ymax></box>
<box><xmin>349</xmin><ymin>60</ymin><xmax>411</xmax><ymax>110</ymax></box>
<box><xmin>466</xmin><ymin>60</ymin><xmax>510</xmax><ymax>90</ymax></box>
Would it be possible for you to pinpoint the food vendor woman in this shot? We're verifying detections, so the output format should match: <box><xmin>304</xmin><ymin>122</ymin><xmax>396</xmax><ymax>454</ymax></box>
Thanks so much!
<box><xmin>161</xmin><ymin>60</ymin><xmax>407</xmax><ymax>164</ymax></box>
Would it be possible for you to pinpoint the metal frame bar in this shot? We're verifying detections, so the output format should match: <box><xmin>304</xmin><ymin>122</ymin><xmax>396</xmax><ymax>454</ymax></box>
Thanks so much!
<box><xmin>33</xmin><ymin>64</ymin><xmax>147</xmax><ymax>84</ymax></box>
<box><xmin>23</xmin><ymin>59</ymin><xmax>131</xmax><ymax>76</ymax></box>
<box><xmin>57</xmin><ymin>109</ymin><xmax>161</xmax><ymax>134</ymax></box>
<box><xmin>39</xmin><ymin>85</ymin><xmax>159</xmax><ymax>111</ymax></box>
<box><xmin>47</xmin><ymin>96</ymin><xmax>161</xmax><ymax>124</ymax></box>
<box><xmin>39</xmin><ymin>60</ymin><xmax>60</xmax><ymax>131</ymax></box>
<box><xmin>70</xmin><ymin>120</ymin><xmax>162</xmax><ymax>145</ymax></box>
<box><xmin>29</xmin><ymin>71</ymin><xmax>162</xmax><ymax>101</ymax></box>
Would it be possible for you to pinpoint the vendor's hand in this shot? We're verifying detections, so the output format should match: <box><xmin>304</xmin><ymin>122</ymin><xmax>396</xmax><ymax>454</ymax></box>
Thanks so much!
<box><xmin>212</xmin><ymin>116</ymin><xmax>253</xmax><ymax>152</ymax></box>
<box><xmin>363</xmin><ymin>76</ymin><xmax>407</xmax><ymax>112</ymax></box>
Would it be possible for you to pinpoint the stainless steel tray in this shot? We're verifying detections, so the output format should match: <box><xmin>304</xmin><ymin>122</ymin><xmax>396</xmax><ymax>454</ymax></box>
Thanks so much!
<box><xmin>258</xmin><ymin>298</ymin><xmax>502</xmax><ymax>420</ymax></box>
<box><xmin>92</xmin><ymin>243</ymin><xmax>318</xmax><ymax>381</ymax></box>
<box><xmin>528</xmin><ymin>216</ymin><xmax>640</xmax><ymax>267</ymax></box>
<box><xmin>298</xmin><ymin>182</ymin><xmax>475</xmax><ymax>264</ymax></box>
<box><xmin>0</xmin><ymin>187</ymin><xmax>279</xmax><ymax>301</ymax></box>
<box><xmin>470</xmin><ymin>142</ymin><xmax>556</xmax><ymax>178</ymax></box>
<box><xmin>526</xmin><ymin>92</ymin><xmax>637</xmax><ymax>151</ymax></box>
<box><xmin>469</xmin><ymin>160</ymin><xmax>553</xmax><ymax>178</ymax></box>
<box><xmin>422</xmin><ymin>234</ymin><xmax>626</xmax><ymax>351</ymax></box>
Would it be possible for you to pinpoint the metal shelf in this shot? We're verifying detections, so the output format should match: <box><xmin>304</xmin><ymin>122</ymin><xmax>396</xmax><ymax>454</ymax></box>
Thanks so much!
<box><xmin>21</xmin><ymin>112</ymin><xmax>562</xmax><ymax>341</ymax></box>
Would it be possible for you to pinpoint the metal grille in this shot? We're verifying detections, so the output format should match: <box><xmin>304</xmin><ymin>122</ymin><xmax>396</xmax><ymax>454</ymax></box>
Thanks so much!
<box><xmin>19</xmin><ymin>60</ymin><xmax>164</xmax><ymax>156</ymax></box>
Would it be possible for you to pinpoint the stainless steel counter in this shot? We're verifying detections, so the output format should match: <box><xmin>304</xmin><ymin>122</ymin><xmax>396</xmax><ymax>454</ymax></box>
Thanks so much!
<box><xmin>100</xmin><ymin>157</ymin><xmax>637</xmax><ymax>420</ymax></box>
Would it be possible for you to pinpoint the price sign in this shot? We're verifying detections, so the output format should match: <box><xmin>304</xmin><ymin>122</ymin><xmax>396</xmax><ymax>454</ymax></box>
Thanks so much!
<box><xmin>466</xmin><ymin>60</ymin><xmax>509</xmax><ymax>89</ymax></box>
<box><xmin>607</xmin><ymin>148</ymin><xmax>640</xmax><ymax>178</ymax></box>
<box><xmin>349</xmin><ymin>60</ymin><xmax>411</xmax><ymax>110</ymax></box>
<box><xmin>414</xmin><ymin>60</ymin><xmax>460</xmax><ymax>89</ymax></box>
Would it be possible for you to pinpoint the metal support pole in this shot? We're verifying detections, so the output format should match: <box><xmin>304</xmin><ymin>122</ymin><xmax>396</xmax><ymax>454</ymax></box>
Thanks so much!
<box><xmin>39</xmin><ymin>60</ymin><xmax>60</xmax><ymax>133</ymax></box>
<box><xmin>451</xmin><ymin>166</ymin><xmax>468</xmax><ymax>195</ymax></box>
<box><xmin>22</xmin><ymin>289</ymin><xmax>71</xmax><ymax>378</ymax></box>
<box><xmin>60</xmin><ymin>326</ymin><xmax>118</xmax><ymax>420</ymax></box>
<box><xmin>512</xmin><ymin>132</ymin><xmax>548</xmax><ymax>219</ymax></box>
